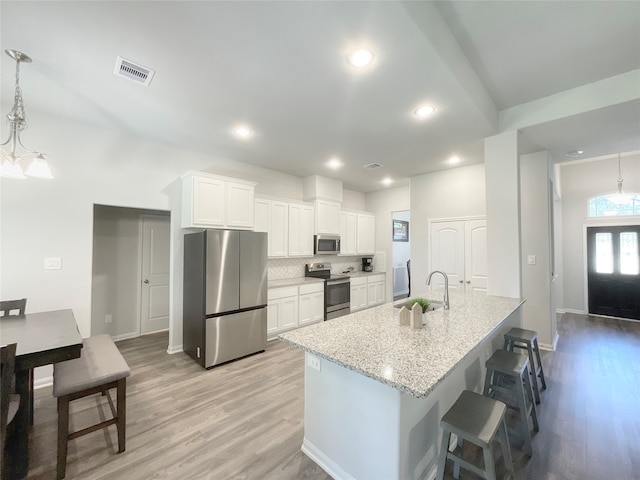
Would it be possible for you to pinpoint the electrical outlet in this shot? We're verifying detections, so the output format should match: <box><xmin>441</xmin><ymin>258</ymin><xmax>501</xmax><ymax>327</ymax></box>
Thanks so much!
<box><xmin>44</xmin><ymin>257</ymin><xmax>62</xmax><ymax>270</ymax></box>
<box><xmin>307</xmin><ymin>354</ymin><xmax>321</xmax><ymax>371</ymax></box>
<box><xmin>105</xmin><ymin>314</ymin><xmax>113</xmax><ymax>324</ymax></box>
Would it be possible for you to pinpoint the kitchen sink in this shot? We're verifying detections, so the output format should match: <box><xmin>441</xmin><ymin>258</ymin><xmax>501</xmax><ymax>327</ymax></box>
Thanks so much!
<box><xmin>393</xmin><ymin>299</ymin><xmax>444</xmax><ymax>312</ymax></box>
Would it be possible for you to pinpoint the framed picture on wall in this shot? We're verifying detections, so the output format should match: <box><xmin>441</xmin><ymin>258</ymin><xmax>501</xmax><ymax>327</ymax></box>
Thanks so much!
<box><xmin>393</xmin><ymin>220</ymin><xmax>409</xmax><ymax>242</ymax></box>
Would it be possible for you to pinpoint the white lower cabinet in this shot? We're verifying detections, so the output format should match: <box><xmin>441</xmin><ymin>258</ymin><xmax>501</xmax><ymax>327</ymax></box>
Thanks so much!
<box><xmin>350</xmin><ymin>277</ymin><xmax>368</xmax><ymax>312</ymax></box>
<box><xmin>367</xmin><ymin>274</ymin><xmax>386</xmax><ymax>307</ymax></box>
<box><xmin>267</xmin><ymin>286</ymin><xmax>298</xmax><ymax>336</ymax></box>
<box><xmin>268</xmin><ymin>282</ymin><xmax>324</xmax><ymax>338</ymax></box>
<box><xmin>298</xmin><ymin>283</ymin><xmax>324</xmax><ymax>326</ymax></box>
<box><xmin>351</xmin><ymin>274</ymin><xmax>386</xmax><ymax>312</ymax></box>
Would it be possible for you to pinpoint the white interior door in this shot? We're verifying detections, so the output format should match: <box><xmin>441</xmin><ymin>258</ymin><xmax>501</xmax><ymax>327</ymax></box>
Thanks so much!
<box><xmin>140</xmin><ymin>215</ymin><xmax>170</xmax><ymax>334</ymax></box>
<box><xmin>430</xmin><ymin>221</ymin><xmax>465</xmax><ymax>289</ymax></box>
<box><xmin>430</xmin><ymin>218</ymin><xmax>487</xmax><ymax>292</ymax></box>
<box><xmin>465</xmin><ymin>219</ymin><xmax>487</xmax><ymax>292</ymax></box>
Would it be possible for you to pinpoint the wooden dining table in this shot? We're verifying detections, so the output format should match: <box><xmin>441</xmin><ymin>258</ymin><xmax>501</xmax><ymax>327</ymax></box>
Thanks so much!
<box><xmin>0</xmin><ymin>309</ymin><xmax>83</xmax><ymax>479</ymax></box>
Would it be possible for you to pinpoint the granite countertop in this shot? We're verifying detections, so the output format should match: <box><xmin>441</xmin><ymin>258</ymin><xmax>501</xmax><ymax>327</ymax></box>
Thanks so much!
<box><xmin>279</xmin><ymin>290</ymin><xmax>524</xmax><ymax>398</ymax></box>
<box><xmin>268</xmin><ymin>277</ymin><xmax>324</xmax><ymax>289</ymax></box>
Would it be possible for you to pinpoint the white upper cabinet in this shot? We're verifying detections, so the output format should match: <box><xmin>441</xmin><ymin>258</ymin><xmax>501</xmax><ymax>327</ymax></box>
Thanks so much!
<box><xmin>340</xmin><ymin>211</ymin><xmax>357</xmax><ymax>255</ymax></box>
<box><xmin>356</xmin><ymin>213</ymin><xmax>375</xmax><ymax>254</ymax></box>
<box><xmin>289</xmin><ymin>203</ymin><xmax>314</xmax><ymax>257</ymax></box>
<box><xmin>315</xmin><ymin>200</ymin><xmax>341</xmax><ymax>235</ymax></box>
<box><xmin>269</xmin><ymin>200</ymin><xmax>289</xmax><ymax>258</ymax></box>
<box><xmin>182</xmin><ymin>172</ymin><xmax>255</xmax><ymax>229</ymax></box>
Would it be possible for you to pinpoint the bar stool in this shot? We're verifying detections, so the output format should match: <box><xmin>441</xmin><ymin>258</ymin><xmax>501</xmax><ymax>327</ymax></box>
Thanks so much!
<box><xmin>483</xmin><ymin>349</ymin><xmax>539</xmax><ymax>457</ymax></box>
<box><xmin>503</xmin><ymin>327</ymin><xmax>546</xmax><ymax>404</ymax></box>
<box><xmin>436</xmin><ymin>390</ymin><xmax>513</xmax><ymax>480</ymax></box>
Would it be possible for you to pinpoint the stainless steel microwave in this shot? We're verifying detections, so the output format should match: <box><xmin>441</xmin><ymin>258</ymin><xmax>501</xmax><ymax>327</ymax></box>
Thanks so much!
<box><xmin>314</xmin><ymin>234</ymin><xmax>341</xmax><ymax>255</ymax></box>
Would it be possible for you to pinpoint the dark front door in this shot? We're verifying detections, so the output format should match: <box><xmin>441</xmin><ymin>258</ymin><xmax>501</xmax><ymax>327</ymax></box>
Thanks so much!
<box><xmin>587</xmin><ymin>225</ymin><xmax>640</xmax><ymax>320</ymax></box>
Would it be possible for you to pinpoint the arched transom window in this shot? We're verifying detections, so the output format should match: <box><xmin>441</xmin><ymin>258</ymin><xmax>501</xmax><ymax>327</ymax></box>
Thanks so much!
<box><xmin>588</xmin><ymin>193</ymin><xmax>640</xmax><ymax>217</ymax></box>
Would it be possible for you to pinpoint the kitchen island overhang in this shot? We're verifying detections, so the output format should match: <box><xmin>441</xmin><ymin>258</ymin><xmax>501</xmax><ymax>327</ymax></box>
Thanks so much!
<box><xmin>280</xmin><ymin>290</ymin><xmax>525</xmax><ymax>480</ymax></box>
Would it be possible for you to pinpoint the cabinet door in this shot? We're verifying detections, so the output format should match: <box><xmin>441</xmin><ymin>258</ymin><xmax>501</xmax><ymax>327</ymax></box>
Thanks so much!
<box><xmin>357</xmin><ymin>214</ymin><xmax>375</xmax><ymax>254</ymax></box>
<box><xmin>279</xmin><ymin>296</ymin><xmax>298</xmax><ymax>329</ymax></box>
<box><xmin>288</xmin><ymin>204</ymin><xmax>314</xmax><ymax>257</ymax></box>
<box><xmin>299</xmin><ymin>291</ymin><xmax>324</xmax><ymax>325</ymax></box>
<box><xmin>340</xmin><ymin>212</ymin><xmax>357</xmax><ymax>255</ymax></box>
<box><xmin>374</xmin><ymin>281</ymin><xmax>385</xmax><ymax>305</ymax></box>
<box><xmin>351</xmin><ymin>283</ymin><xmax>368</xmax><ymax>311</ymax></box>
<box><xmin>254</xmin><ymin>198</ymin><xmax>270</xmax><ymax>233</ymax></box>
<box><xmin>226</xmin><ymin>182</ymin><xmax>255</xmax><ymax>229</ymax></box>
<box><xmin>269</xmin><ymin>201</ymin><xmax>289</xmax><ymax>258</ymax></box>
<box><xmin>316</xmin><ymin>200</ymin><xmax>341</xmax><ymax>234</ymax></box>
<box><xmin>192</xmin><ymin>176</ymin><xmax>226</xmax><ymax>227</ymax></box>
<box><xmin>267</xmin><ymin>301</ymin><xmax>280</xmax><ymax>336</ymax></box>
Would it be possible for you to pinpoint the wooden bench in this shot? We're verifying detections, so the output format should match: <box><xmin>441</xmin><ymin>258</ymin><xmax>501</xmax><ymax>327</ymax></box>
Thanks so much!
<box><xmin>53</xmin><ymin>334</ymin><xmax>130</xmax><ymax>479</ymax></box>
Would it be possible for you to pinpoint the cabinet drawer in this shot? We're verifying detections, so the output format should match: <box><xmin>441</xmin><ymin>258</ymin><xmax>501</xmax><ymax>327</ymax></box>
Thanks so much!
<box><xmin>299</xmin><ymin>282</ymin><xmax>324</xmax><ymax>295</ymax></box>
<box><xmin>350</xmin><ymin>276</ymin><xmax>367</xmax><ymax>286</ymax></box>
<box><xmin>268</xmin><ymin>286</ymin><xmax>298</xmax><ymax>300</ymax></box>
<box><xmin>367</xmin><ymin>274</ymin><xmax>385</xmax><ymax>284</ymax></box>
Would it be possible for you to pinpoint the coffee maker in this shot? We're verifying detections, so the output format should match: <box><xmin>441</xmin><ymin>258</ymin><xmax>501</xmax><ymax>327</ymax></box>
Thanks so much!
<box><xmin>362</xmin><ymin>257</ymin><xmax>373</xmax><ymax>272</ymax></box>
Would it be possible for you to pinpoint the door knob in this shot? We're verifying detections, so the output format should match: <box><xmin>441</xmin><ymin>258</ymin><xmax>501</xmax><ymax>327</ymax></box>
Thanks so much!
<box><xmin>459</xmin><ymin>280</ymin><xmax>463</xmax><ymax>283</ymax></box>
<box><xmin>143</xmin><ymin>279</ymin><xmax>150</xmax><ymax>284</ymax></box>
<box><xmin>466</xmin><ymin>280</ymin><xmax>471</xmax><ymax>284</ymax></box>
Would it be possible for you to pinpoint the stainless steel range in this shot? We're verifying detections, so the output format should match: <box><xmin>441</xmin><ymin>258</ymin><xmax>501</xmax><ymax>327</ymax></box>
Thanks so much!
<box><xmin>305</xmin><ymin>262</ymin><xmax>351</xmax><ymax>320</ymax></box>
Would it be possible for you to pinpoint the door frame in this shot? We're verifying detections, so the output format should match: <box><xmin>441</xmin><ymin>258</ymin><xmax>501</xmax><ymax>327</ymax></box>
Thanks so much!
<box><xmin>582</xmin><ymin>217</ymin><xmax>640</xmax><ymax>316</ymax></box>
<box><xmin>137</xmin><ymin>213</ymin><xmax>171</xmax><ymax>336</ymax></box>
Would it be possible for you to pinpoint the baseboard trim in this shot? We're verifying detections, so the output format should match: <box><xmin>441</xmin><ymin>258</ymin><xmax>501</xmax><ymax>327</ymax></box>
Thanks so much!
<box><xmin>112</xmin><ymin>331</ymin><xmax>139</xmax><ymax>342</ymax></box>
<box><xmin>302</xmin><ymin>437</ymin><xmax>356</xmax><ymax>480</ymax></box>
<box><xmin>539</xmin><ymin>332</ymin><xmax>559</xmax><ymax>352</ymax></box>
<box><xmin>167</xmin><ymin>344</ymin><xmax>183</xmax><ymax>354</ymax></box>
<box><xmin>564</xmin><ymin>308</ymin><xmax>585</xmax><ymax>315</ymax></box>
<box><xmin>556</xmin><ymin>308</ymin><xmax>566</xmax><ymax>314</ymax></box>
<box><xmin>34</xmin><ymin>376</ymin><xmax>53</xmax><ymax>390</ymax></box>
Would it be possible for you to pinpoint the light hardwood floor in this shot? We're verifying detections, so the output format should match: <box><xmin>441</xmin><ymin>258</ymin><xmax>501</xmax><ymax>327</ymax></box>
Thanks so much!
<box><xmin>23</xmin><ymin>312</ymin><xmax>640</xmax><ymax>480</ymax></box>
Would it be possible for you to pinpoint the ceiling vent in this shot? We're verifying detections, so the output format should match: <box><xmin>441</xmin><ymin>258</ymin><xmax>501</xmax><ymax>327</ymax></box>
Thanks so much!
<box><xmin>363</xmin><ymin>163</ymin><xmax>383</xmax><ymax>170</ymax></box>
<box><xmin>114</xmin><ymin>56</ymin><xmax>155</xmax><ymax>86</ymax></box>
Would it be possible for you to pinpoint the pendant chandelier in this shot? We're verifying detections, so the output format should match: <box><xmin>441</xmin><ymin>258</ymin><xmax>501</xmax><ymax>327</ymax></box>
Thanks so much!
<box><xmin>609</xmin><ymin>153</ymin><xmax>631</xmax><ymax>205</ymax></box>
<box><xmin>1</xmin><ymin>49</ymin><xmax>53</xmax><ymax>179</ymax></box>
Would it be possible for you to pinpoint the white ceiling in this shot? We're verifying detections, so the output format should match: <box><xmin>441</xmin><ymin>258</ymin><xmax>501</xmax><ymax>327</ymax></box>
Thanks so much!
<box><xmin>1</xmin><ymin>1</ymin><xmax>639</xmax><ymax>192</ymax></box>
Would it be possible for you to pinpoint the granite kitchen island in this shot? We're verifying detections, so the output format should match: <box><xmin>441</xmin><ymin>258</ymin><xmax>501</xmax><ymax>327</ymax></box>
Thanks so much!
<box><xmin>279</xmin><ymin>290</ymin><xmax>524</xmax><ymax>480</ymax></box>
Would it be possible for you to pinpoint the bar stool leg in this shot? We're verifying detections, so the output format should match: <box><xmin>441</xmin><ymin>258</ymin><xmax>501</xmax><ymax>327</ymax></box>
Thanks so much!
<box><xmin>436</xmin><ymin>429</ymin><xmax>451</xmax><ymax>480</ymax></box>
<box><xmin>497</xmin><ymin>417</ymin><xmax>514</xmax><ymax>477</ymax></box>
<box><xmin>515</xmin><ymin>367</ymin><xmax>533</xmax><ymax>457</ymax></box>
<box><xmin>526</xmin><ymin>342</ymin><xmax>541</xmax><ymax>404</ymax></box>
<box><xmin>483</xmin><ymin>443</ymin><xmax>498</xmax><ymax>480</ymax></box>
<box><xmin>523</xmin><ymin>365</ymin><xmax>539</xmax><ymax>432</ymax></box>
<box><xmin>533</xmin><ymin>338</ymin><xmax>547</xmax><ymax>390</ymax></box>
<box><xmin>453</xmin><ymin>435</ymin><xmax>463</xmax><ymax>479</ymax></box>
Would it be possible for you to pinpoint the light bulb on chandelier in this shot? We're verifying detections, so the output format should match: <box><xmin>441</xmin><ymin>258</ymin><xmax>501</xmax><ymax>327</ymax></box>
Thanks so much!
<box><xmin>1</xmin><ymin>49</ymin><xmax>53</xmax><ymax>179</ymax></box>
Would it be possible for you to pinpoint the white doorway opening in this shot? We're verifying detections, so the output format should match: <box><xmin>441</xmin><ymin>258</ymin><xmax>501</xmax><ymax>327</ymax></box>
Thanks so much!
<box><xmin>91</xmin><ymin>205</ymin><xmax>170</xmax><ymax>341</ymax></box>
<box><xmin>392</xmin><ymin>210</ymin><xmax>411</xmax><ymax>300</ymax></box>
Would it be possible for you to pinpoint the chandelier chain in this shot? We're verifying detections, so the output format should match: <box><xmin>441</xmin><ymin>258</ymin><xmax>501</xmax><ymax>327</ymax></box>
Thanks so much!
<box><xmin>8</xmin><ymin>58</ymin><xmax>27</xmax><ymax>131</ymax></box>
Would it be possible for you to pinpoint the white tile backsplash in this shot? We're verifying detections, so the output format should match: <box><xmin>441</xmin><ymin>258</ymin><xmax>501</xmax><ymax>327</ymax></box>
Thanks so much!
<box><xmin>268</xmin><ymin>255</ymin><xmax>363</xmax><ymax>280</ymax></box>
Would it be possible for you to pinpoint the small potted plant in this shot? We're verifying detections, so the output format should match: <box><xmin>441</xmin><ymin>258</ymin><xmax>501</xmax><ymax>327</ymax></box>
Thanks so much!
<box><xmin>407</xmin><ymin>297</ymin><xmax>430</xmax><ymax>313</ymax></box>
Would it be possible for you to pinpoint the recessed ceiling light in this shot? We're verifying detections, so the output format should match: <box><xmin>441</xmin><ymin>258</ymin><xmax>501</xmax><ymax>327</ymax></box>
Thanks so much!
<box><xmin>449</xmin><ymin>155</ymin><xmax>461</xmax><ymax>164</ymax></box>
<box><xmin>327</xmin><ymin>158</ymin><xmax>343</xmax><ymax>169</ymax></box>
<box><xmin>566</xmin><ymin>150</ymin><xmax>584</xmax><ymax>158</ymax></box>
<box><xmin>381</xmin><ymin>177</ymin><xmax>393</xmax><ymax>186</ymax></box>
<box><xmin>414</xmin><ymin>105</ymin><xmax>436</xmax><ymax>117</ymax></box>
<box><xmin>233</xmin><ymin>126</ymin><xmax>253</xmax><ymax>139</ymax></box>
<box><xmin>347</xmin><ymin>49</ymin><xmax>374</xmax><ymax>68</ymax></box>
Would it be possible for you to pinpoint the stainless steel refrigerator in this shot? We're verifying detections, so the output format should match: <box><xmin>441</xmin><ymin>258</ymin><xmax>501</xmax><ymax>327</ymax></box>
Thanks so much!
<box><xmin>183</xmin><ymin>229</ymin><xmax>267</xmax><ymax>368</ymax></box>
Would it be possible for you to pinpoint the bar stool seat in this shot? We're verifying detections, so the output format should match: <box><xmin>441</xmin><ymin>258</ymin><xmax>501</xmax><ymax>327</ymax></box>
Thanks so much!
<box><xmin>53</xmin><ymin>334</ymin><xmax>130</xmax><ymax>479</ymax></box>
<box><xmin>436</xmin><ymin>390</ymin><xmax>514</xmax><ymax>480</ymax></box>
<box><xmin>483</xmin><ymin>349</ymin><xmax>539</xmax><ymax>457</ymax></box>
<box><xmin>503</xmin><ymin>327</ymin><xmax>546</xmax><ymax>404</ymax></box>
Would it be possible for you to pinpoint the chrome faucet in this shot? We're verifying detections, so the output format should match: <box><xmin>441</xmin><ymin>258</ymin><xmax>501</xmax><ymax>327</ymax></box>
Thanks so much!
<box><xmin>426</xmin><ymin>270</ymin><xmax>449</xmax><ymax>310</ymax></box>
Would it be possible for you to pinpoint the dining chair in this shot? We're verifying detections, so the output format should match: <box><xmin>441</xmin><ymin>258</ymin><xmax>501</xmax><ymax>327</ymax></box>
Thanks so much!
<box><xmin>0</xmin><ymin>299</ymin><xmax>34</xmax><ymax>426</ymax></box>
<box><xmin>1</xmin><ymin>342</ymin><xmax>20</xmax><ymax>480</ymax></box>
<box><xmin>0</xmin><ymin>298</ymin><xmax>26</xmax><ymax>317</ymax></box>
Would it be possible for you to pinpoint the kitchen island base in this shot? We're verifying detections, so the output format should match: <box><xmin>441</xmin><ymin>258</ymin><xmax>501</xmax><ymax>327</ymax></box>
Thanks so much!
<box><xmin>300</xmin><ymin>307</ymin><xmax>521</xmax><ymax>480</ymax></box>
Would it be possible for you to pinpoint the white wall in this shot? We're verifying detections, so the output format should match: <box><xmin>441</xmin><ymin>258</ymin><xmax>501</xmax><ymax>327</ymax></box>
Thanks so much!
<box><xmin>520</xmin><ymin>151</ymin><xmax>556</xmax><ymax>348</ymax></box>
<box><xmin>559</xmin><ymin>153</ymin><xmax>640</xmax><ymax>312</ymax></box>
<box><xmin>342</xmin><ymin>188</ymin><xmax>366</xmax><ymax>211</ymax></box>
<box><xmin>365</xmin><ymin>186</ymin><xmax>411</xmax><ymax>301</ymax></box>
<box><xmin>409</xmin><ymin>164</ymin><xmax>486</xmax><ymax>299</ymax></box>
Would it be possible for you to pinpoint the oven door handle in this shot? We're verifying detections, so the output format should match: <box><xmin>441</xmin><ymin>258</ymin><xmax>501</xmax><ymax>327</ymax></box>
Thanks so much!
<box><xmin>327</xmin><ymin>279</ymin><xmax>350</xmax><ymax>286</ymax></box>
